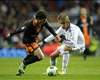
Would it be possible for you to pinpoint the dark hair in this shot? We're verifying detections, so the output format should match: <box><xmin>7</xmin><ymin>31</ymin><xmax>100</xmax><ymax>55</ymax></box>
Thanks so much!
<box><xmin>35</xmin><ymin>11</ymin><xmax>47</xmax><ymax>20</ymax></box>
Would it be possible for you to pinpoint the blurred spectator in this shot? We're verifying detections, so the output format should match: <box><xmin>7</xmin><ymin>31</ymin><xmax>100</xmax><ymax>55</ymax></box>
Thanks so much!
<box><xmin>0</xmin><ymin>0</ymin><xmax>99</xmax><ymax>48</ymax></box>
<box><xmin>11</xmin><ymin>35</ymin><xmax>25</xmax><ymax>48</ymax></box>
<box><xmin>76</xmin><ymin>7</ymin><xmax>96</xmax><ymax>60</ymax></box>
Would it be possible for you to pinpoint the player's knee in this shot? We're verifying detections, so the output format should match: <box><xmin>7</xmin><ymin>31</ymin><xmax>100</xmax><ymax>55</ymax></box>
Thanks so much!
<box><xmin>37</xmin><ymin>54</ymin><xmax>44</xmax><ymax>60</ymax></box>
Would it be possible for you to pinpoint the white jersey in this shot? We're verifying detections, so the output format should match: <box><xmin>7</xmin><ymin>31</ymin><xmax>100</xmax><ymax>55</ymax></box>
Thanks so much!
<box><xmin>44</xmin><ymin>23</ymin><xmax>85</xmax><ymax>53</ymax></box>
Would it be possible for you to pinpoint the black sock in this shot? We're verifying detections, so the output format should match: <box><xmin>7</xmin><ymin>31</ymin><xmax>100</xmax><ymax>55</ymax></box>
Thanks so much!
<box><xmin>51</xmin><ymin>57</ymin><xmax>56</xmax><ymax>66</ymax></box>
<box><xmin>50</xmin><ymin>54</ymin><xmax>59</xmax><ymax>66</ymax></box>
<box><xmin>23</xmin><ymin>55</ymin><xmax>42</xmax><ymax>66</ymax></box>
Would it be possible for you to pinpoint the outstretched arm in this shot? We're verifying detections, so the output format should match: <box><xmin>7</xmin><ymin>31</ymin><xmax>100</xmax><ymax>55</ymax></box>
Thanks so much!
<box><xmin>7</xmin><ymin>26</ymin><xmax>27</xmax><ymax>38</ymax></box>
<box><xmin>64</xmin><ymin>28</ymin><xmax>85</xmax><ymax>52</ymax></box>
<box><xmin>44</xmin><ymin>22</ymin><xmax>62</xmax><ymax>42</ymax></box>
<box><xmin>44</xmin><ymin>22</ymin><xmax>57</xmax><ymax>36</ymax></box>
<box><xmin>44</xmin><ymin>27</ymin><xmax>62</xmax><ymax>43</ymax></box>
<box><xmin>39</xmin><ymin>27</ymin><xmax>62</xmax><ymax>46</ymax></box>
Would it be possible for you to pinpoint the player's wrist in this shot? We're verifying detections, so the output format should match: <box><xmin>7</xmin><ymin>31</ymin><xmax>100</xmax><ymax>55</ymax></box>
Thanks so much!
<box><xmin>7</xmin><ymin>33</ymin><xmax>11</xmax><ymax>38</ymax></box>
<box><xmin>39</xmin><ymin>40</ymin><xmax>47</xmax><ymax>46</ymax></box>
<box><xmin>43</xmin><ymin>40</ymin><xmax>46</xmax><ymax>44</ymax></box>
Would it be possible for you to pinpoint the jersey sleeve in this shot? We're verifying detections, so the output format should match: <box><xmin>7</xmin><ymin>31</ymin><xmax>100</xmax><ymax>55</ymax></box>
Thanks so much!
<box><xmin>10</xmin><ymin>20</ymin><xmax>32</xmax><ymax>36</ymax></box>
<box><xmin>44</xmin><ymin>27</ymin><xmax>62</xmax><ymax>42</ymax></box>
<box><xmin>10</xmin><ymin>26</ymin><xmax>27</xmax><ymax>36</ymax></box>
<box><xmin>70</xmin><ymin>28</ymin><xmax>85</xmax><ymax>52</ymax></box>
<box><xmin>75</xmin><ymin>28</ymin><xmax>85</xmax><ymax>52</ymax></box>
<box><xmin>44</xmin><ymin>22</ymin><xmax>57</xmax><ymax>36</ymax></box>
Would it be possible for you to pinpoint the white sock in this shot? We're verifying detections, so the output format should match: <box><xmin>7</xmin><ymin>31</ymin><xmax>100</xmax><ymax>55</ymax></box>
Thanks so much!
<box><xmin>19</xmin><ymin>62</ymin><xmax>24</xmax><ymax>70</ymax></box>
<box><xmin>62</xmin><ymin>53</ymin><xmax>70</xmax><ymax>73</ymax></box>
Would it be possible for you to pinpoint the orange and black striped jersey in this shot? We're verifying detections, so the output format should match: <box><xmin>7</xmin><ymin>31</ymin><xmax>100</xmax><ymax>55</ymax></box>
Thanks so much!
<box><xmin>10</xmin><ymin>20</ymin><xmax>57</xmax><ymax>43</ymax></box>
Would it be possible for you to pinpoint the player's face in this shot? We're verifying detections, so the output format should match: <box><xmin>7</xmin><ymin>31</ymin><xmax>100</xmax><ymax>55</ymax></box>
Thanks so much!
<box><xmin>36</xmin><ymin>19</ymin><xmax>46</xmax><ymax>25</ymax></box>
<box><xmin>58</xmin><ymin>20</ymin><xmax>70</xmax><ymax>29</ymax></box>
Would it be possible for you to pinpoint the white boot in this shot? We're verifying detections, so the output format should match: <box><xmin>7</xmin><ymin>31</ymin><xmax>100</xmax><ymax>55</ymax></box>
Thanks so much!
<box><xmin>16</xmin><ymin>62</ymin><xmax>26</xmax><ymax>76</ymax></box>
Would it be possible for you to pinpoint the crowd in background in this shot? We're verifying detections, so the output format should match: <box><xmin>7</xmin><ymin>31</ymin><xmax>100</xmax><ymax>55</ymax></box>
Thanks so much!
<box><xmin>0</xmin><ymin>0</ymin><xmax>100</xmax><ymax>48</ymax></box>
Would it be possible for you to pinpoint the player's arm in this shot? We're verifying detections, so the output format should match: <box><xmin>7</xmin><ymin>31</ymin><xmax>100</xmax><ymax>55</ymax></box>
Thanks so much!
<box><xmin>63</xmin><ymin>28</ymin><xmax>79</xmax><ymax>51</ymax></box>
<box><xmin>7</xmin><ymin>26</ymin><xmax>27</xmax><ymax>38</ymax></box>
<box><xmin>39</xmin><ymin>27</ymin><xmax>62</xmax><ymax>46</ymax></box>
<box><xmin>44</xmin><ymin>22</ymin><xmax>61</xmax><ymax>41</ymax></box>
<box><xmin>64</xmin><ymin>28</ymin><xmax>85</xmax><ymax>52</ymax></box>
<box><xmin>76</xmin><ymin>29</ymin><xmax>85</xmax><ymax>52</ymax></box>
<box><xmin>44</xmin><ymin>22</ymin><xmax>57</xmax><ymax>36</ymax></box>
<box><xmin>44</xmin><ymin>27</ymin><xmax>62</xmax><ymax>42</ymax></box>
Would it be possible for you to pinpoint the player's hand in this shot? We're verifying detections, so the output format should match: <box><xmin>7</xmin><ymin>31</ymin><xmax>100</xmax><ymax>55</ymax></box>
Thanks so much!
<box><xmin>55</xmin><ymin>35</ymin><xmax>61</xmax><ymax>42</ymax></box>
<box><xmin>5</xmin><ymin>33</ymin><xmax>11</xmax><ymax>40</ymax></box>
<box><xmin>7</xmin><ymin>33</ymin><xmax>11</xmax><ymax>37</ymax></box>
<box><xmin>38</xmin><ymin>42</ymin><xmax>43</xmax><ymax>46</ymax></box>
<box><xmin>60</xmin><ymin>35</ymin><xmax>66</xmax><ymax>42</ymax></box>
<box><xmin>64</xmin><ymin>46</ymin><xmax>72</xmax><ymax>51</ymax></box>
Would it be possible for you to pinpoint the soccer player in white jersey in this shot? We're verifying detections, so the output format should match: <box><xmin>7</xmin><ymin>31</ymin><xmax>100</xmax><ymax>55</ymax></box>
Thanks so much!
<box><xmin>43</xmin><ymin>12</ymin><xmax>85</xmax><ymax>74</ymax></box>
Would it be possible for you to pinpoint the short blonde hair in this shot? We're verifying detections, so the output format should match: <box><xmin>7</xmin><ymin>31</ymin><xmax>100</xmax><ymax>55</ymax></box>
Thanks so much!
<box><xmin>57</xmin><ymin>12</ymin><xmax>70</xmax><ymax>22</ymax></box>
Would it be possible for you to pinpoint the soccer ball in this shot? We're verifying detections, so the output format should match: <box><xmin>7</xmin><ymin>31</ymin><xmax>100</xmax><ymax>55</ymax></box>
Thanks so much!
<box><xmin>46</xmin><ymin>66</ymin><xmax>58</xmax><ymax>76</ymax></box>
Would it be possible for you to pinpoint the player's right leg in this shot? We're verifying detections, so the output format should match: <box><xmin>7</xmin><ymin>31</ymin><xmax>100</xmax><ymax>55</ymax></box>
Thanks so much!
<box><xmin>16</xmin><ymin>53</ymin><xmax>43</xmax><ymax>76</ymax></box>
<box><xmin>16</xmin><ymin>61</ymin><xmax>26</xmax><ymax>76</ymax></box>
<box><xmin>50</xmin><ymin>47</ymin><xmax>60</xmax><ymax>66</ymax></box>
<box><xmin>50</xmin><ymin>54</ymin><xmax>59</xmax><ymax>66</ymax></box>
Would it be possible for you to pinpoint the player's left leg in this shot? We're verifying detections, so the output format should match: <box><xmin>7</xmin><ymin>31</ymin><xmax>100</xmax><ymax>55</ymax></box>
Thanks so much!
<box><xmin>61</xmin><ymin>52</ymin><xmax>70</xmax><ymax>74</ymax></box>
<box><xmin>16</xmin><ymin>46</ymin><xmax>44</xmax><ymax>76</ymax></box>
<box><xmin>58</xmin><ymin>45</ymin><xmax>70</xmax><ymax>74</ymax></box>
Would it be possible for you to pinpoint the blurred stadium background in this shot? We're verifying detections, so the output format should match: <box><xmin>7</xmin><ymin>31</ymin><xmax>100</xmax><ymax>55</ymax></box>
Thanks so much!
<box><xmin>0</xmin><ymin>0</ymin><xmax>100</xmax><ymax>80</ymax></box>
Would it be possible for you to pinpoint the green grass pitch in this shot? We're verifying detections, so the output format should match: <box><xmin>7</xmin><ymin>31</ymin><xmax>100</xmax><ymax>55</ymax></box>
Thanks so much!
<box><xmin>0</xmin><ymin>56</ymin><xmax>100</xmax><ymax>80</ymax></box>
